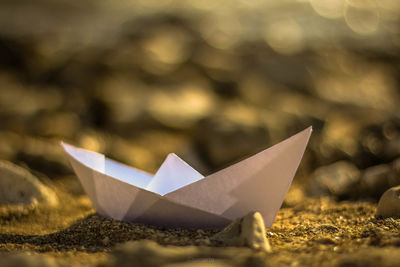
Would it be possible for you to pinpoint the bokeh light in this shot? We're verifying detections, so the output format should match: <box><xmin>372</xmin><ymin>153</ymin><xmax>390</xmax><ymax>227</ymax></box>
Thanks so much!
<box><xmin>264</xmin><ymin>18</ymin><xmax>305</xmax><ymax>55</ymax></box>
<box><xmin>344</xmin><ymin>3</ymin><xmax>380</xmax><ymax>35</ymax></box>
<box><xmin>309</xmin><ymin>0</ymin><xmax>346</xmax><ymax>19</ymax></box>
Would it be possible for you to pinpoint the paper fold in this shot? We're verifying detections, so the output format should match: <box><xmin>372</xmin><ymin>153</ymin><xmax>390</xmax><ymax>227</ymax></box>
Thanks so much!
<box><xmin>146</xmin><ymin>153</ymin><xmax>204</xmax><ymax>196</ymax></box>
<box><xmin>61</xmin><ymin>126</ymin><xmax>312</xmax><ymax>228</ymax></box>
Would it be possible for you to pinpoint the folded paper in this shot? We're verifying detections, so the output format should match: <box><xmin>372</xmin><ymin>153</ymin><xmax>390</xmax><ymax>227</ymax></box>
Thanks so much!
<box><xmin>61</xmin><ymin>126</ymin><xmax>312</xmax><ymax>228</ymax></box>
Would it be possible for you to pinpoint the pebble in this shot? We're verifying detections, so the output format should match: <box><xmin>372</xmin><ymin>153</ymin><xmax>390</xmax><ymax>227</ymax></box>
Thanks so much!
<box><xmin>316</xmin><ymin>224</ymin><xmax>339</xmax><ymax>233</ymax></box>
<box><xmin>376</xmin><ymin>185</ymin><xmax>400</xmax><ymax>218</ymax></box>
<box><xmin>147</xmin><ymin>84</ymin><xmax>216</xmax><ymax>129</ymax></box>
<box><xmin>358</xmin><ymin>164</ymin><xmax>397</xmax><ymax>199</ymax></box>
<box><xmin>16</xmin><ymin>136</ymin><xmax>71</xmax><ymax>176</ymax></box>
<box><xmin>337</xmin><ymin>248</ymin><xmax>400</xmax><ymax>267</ymax></box>
<box><xmin>107</xmin><ymin>240</ymin><xmax>268</xmax><ymax>267</ymax></box>
<box><xmin>393</xmin><ymin>158</ymin><xmax>400</xmax><ymax>175</ymax></box>
<box><xmin>211</xmin><ymin>211</ymin><xmax>271</xmax><ymax>252</ymax></box>
<box><xmin>194</xmin><ymin>106</ymin><xmax>269</xmax><ymax>168</ymax></box>
<box><xmin>315</xmin><ymin>237</ymin><xmax>335</xmax><ymax>245</ymax></box>
<box><xmin>0</xmin><ymin>160</ymin><xmax>58</xmax><ymax>217</ymax></box>
<box><xmin>0</xmin><ymin>253</ymin><xmax>58</xmax><ymax>267</ymax></box>
<box><xmin>102</xmin><ymin>236</ymin><xmax>110</xmax><ymax>246</ymax></box>
<box><xmin>0</xmin><ymin>132</ymin><xmax>71</xmax><ymax>176</ymax></box>
<box><xmin>307</xmin><ymin>161</ymin><xmax>360</xmax><ymax>199</ymax></box>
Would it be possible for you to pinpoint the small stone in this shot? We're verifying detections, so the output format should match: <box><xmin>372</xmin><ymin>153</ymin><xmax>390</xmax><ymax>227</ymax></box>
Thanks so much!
<box><xmin>194</xmin><ymin>106</ymin><xmax>269</xmax><ymax>168</ymax></box>
<box><xmin>336</xmin><ymin>248</ymin><xmax>400</xmax><ymax>267</ymax></box>
<box><xmin>358</xmin><ymin>164</ymin><xmax>396</xmax><ymax>199</ymax></box>
<box><xmin>316</xmin><ymin>224</ymin><xmax>339</xmax><ymax>233</ymax></box>
<box><xmin>0</xmin><ymin>253</ymin><xmax>58</xmax><ymax>267</ymax></box>
<box><xmin>0</xmin><ymin>160</ymin><xmax>58</xmax><ymax>217</ymax></box>
<box><xmin>308</xmin><ymin>161</ymin><xmax>360</xmax><ymax>199</ymax></box>
<box><xmin>315</xmin><ymin>237</ymin><xmax>335</xmax><ymax>245</ymax></box>
<box><xmin>376</xmin><ymin>185</ymin><xmax>400</xmax><ymax>218</ymax></box>
<box><xmin>211</xmin><ymin>211</ymin><xmax>271</xmax><ymax>252</ymax></box>
<box><xmin>16</xmin><ymin>136</ymin><xmax>70</xmax><ymax>176</ymax></box>
<box><xmin>147</xmin><ymin>84</ymin><xmax>216</xmax><ymax>129</ymax></box>
<box><xmin>107</xmin><ymin>240</ymin><xmax>268</xmax><ymax>267</ymax></box>
<box><xmin>392</xmin><ymin>158</ymin><xmax>400</xmax><ymax>175</ymax></box>
<box><xmin>102</xmin><ymin>236</ymin><xmax>110</xmax><ymax>246</ymax></box>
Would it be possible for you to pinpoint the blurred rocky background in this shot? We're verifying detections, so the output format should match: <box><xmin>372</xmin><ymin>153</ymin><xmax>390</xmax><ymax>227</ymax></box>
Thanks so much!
<box><xmin>0</xmin><ymin>0</ymin><xmax>400</xmax><ymax>202</ymax></box>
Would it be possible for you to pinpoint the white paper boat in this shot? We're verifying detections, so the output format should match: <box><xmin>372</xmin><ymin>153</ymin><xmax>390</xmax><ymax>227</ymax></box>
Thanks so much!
<box><xmin>61</xmin><ymin>127</ymin><xmax>312</xmax><ymax>229</ymax></box>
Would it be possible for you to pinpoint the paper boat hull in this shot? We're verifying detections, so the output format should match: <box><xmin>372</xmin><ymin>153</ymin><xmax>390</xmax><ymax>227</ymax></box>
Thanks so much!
<box><xmin>62</xmin><ymin>127</ymin><xmax>312</xmax><ymax>229</ymax></box>
<box><xmin>63</xmin><ymin>145</ymin><xmax>231</xmax><ymax>228</ymax></box>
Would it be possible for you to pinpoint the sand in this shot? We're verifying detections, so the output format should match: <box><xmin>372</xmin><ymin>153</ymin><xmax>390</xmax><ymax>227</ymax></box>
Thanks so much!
<box><xmin>1</xmin><ymin>176</ymin><xmax>399</xmax><ymax>266</ymax></box>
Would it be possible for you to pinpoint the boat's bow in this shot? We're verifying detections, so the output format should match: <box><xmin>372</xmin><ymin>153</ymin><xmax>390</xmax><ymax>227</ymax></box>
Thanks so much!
<box><xmin>165</xmin><ymin>127</ymin><xmax>312</xmax><ymax>227</ymax></box>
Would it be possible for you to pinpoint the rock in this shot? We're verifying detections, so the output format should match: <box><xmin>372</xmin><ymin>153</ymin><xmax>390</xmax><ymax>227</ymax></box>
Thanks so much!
<box><xmin>316</xmin><ymin>224</ymin><xmax>339</xmax><ymax>233</ymax></box>
<box><xmin>94</xmin><ymin>75</ymin><xmax>149</xmax><ymax>125</ymax></box>
<box><xmin>393</xmin><ymin>158</ymin><xmax>400</xmax><ymax>173</ymax></box>
<box><xmin>336</xmin><ymin>248</ymin><xmax>400</xmax><ymax>267</ymax></box>
<box><xmin>317</xmin><ymin>112</ymin><xmax>370</xmax><ymax>165</ymax></box>
<box><xmin>147</xmin><ymin>83</ymin><xmax>216</xmax><ymax>129</ymax></box>
<box><xmin>355</xmin><ymin>157</ymin><xmax>400</xmax><ymax>200</ymax></box>
<box><xmin>211</xmin><ymin>211</ymin><xmax>271</xmax><ymax>252</ymax></box>
<box><xmin>314</xmin><ymin>237</ymin><xmax>335</xmax><ymax>245</ymax></box>
<box><xmin>0</xmin><ymin>131</ymin><xmax>20</xmax><ymax>161</ymax></box>
<box><xmin>194</xmin><ymin>104</ymin><xmax>269</xmax><ymax>168</ymax></box>
<box><xmin>307</xmin><ymin>161</ymin><xmax>360</xmax><ymax>199</ymax></box>
<box><xmin>315</xmin><ymin>112</ymin><xmax>397</xmax><ymax>169</ymax></box>
<box><xmin>358</xmin><ymin>163</ymin><xmax>399</xmax><ymax>200</ymax></box>
<box><xmin>282</xmin><ymin>184</ymin><xmax>305</xmax><ymax>207</ymax></box>
<box><xmin>0</xmin><ymin>132</ymin><xmax>71</xmax><ymax>176</ymax></box>
<box><xmin>376</xmin><ymin>185</ymin><xmax>400</xmax><ymax>218</ymax></box>
<box><xmin>31</xmin><ymin>111</ymin><xmax>80</xmax><ymax>139</ymax></box>
<box><xmin>16</xmin><ymin>136</ymin><xmax>71</xmax><ymax>176</ymax></box>
<box><xmin>358</xmin><ymin>118</ymin><xmax>400</xmax><ymax>167</ymax></box>
<box><xmin>102</xmin><ymin>236</ymin><xmax>110</xmax><ymax>246</ymax></box>
<box><xmin>107</xmin><ymin>240</ymin><xmax>268</xmax><ymax>267</ymax></box>
<box><xmin>0</xmin><ymin>160</ymin><xmax>58</xmax><ymax>217</ymax></box>
<box><xmin>0</xmin><ymin>253</ymin><xmax>58</xmax><ymax>267</ymax></box>
<box><xmin>312</xmin><ymin>56</ymin><xmax>399</xmax><ymax>112</ymax></box>
<box><xmin>141</xmin><ymin>25</ymin><xmax>192</xmax><ymax>73</ymax></box>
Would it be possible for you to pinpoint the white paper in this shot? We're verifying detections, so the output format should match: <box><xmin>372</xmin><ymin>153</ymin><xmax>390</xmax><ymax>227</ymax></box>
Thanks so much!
<box><xmin>146</xmin><ymin>153</ymin><xmax>204</xmax><ymax>196</ymax></box>
<box><xmin>61</xmin><ymin>126</ymin><xmax>312</xmax><ymax>228</ymax></box>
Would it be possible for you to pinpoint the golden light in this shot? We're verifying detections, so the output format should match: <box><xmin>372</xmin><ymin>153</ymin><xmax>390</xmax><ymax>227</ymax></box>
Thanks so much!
<box><xmin>263</xmin><ymin>19</ymin><xmax>305</xmax><ymax>55</ymax></box>
<box><xmin>309</xmin><ymin>0</ymin><xmax>345</xmax><ymax>19</ymax></box>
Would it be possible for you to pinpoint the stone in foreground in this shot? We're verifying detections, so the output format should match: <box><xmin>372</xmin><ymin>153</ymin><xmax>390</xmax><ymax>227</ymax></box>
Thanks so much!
<box><xmin>211</xmin><ymin>211</ymin><xmax>271</xmax><ymax>252</ymax></box>
<box><xmin>0</xmin><ymin>253</ymin><xmax>58</xmax><ymax>267</ymax></box>
<box><xmin>108</xmin><ymin>240</ymin><xmax>268</xmax><ymax>267</ymax></box>
<box><xmin>376</xmin><ymin>185</ymin><xmax>400</xmax><ymax>218</ymax></box>
<box><xmin>0</xmin><ymin>160</ymin><xmax>58</xmax><ymax>216</ymax></box>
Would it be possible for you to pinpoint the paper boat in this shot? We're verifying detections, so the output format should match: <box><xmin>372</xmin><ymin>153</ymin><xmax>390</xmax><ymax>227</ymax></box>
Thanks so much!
<box><xmin>61</xmin><ymin>127</ymin><xmax>312</xmax><ymax>229</ymax></box>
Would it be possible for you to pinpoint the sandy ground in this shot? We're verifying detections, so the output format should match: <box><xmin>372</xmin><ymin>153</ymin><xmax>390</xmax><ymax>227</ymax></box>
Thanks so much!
<box><xmin>1</xmin><ymin>176</ymin><xmax>399</xmax><ymax>267</ymax></box>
